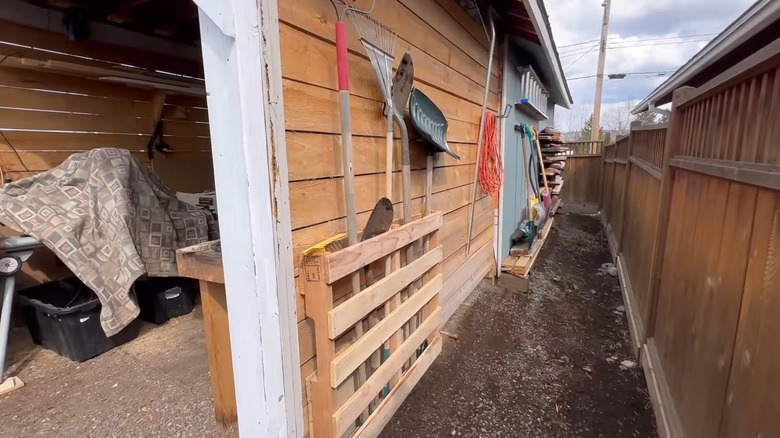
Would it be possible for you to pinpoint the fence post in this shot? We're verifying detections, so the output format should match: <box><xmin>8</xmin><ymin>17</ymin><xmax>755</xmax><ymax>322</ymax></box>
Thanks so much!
<box><xmin>645</xmin><ymin>86</ymin><xmax>697</xmax><ymax>339</ymax></box>
<box><xmin>617</xmin><ymin>121</ymin><xmax>641</xmax><ymax>256</ymax></box>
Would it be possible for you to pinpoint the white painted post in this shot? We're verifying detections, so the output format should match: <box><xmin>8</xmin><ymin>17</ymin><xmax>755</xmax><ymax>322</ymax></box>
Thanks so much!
<box><xmin>195</xmin><ymin>0</ymin><xmax>302</xmax><ymax>436</ymax></box>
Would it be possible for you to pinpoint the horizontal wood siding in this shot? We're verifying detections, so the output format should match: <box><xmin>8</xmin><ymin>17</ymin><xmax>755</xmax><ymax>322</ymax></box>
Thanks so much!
<box><xmin>0</xmin><ymin>68</ymin><xmax>213</xmax><ymax>192</ymax></box>
<box><xmin>280</xmin><ymin>0</ymin><xmax>500</xmax><ymax>433</ymax></box>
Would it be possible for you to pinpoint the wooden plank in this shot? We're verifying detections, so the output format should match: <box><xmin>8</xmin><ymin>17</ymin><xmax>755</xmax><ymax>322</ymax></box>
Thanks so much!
<box><xmin>283</xmin><ymin>79</ymin><xmax>478</xmax><ymax>143</ymax></box>
<box><xmin>397</xmin><ymin>0</ymin><xmax>495</xmax><ymax>74</ymax></box>
<box><xmin>285</xmin><ymin>132</ymin><xmax>475</xmax><ymax>181</ymax></box>
<box><xmin>330</xmin><ymin>274</ymin><xmax>442</xmax><ymax>387</ymax></box>
<box><xmin>290</xmin><ymin>173</ymin><xmax>489</xmax><ymax>280</ymax></box>
<box><xmin>0</xmin><ymin>108</ymin><xmax>152</xmax><ymax>134</ymax></box>
<box><xmin>616</xmin><ymin>255</ymin><xmax>643</xmax><ymax>357</ymax></box>
<box><xmin>645</xmin><ymin>86</ymin><xmax>698</xmax><ymax>339</ymax></box>
<box><xmin>433</xmin><ymin>0</ymin><xmax>491</xmax><ymax>48</ymax></box>
<box><xmin>351</xmin><ymin>336</ymin><xmax>442</xmax><ymax>438</ymax></box>
<box><xmin>328</xmin><ymin>246</ymin><xmax>443</xmax><ymax>338</ymax></box>
<box><xmin>719</xmin><ymin>189</ymin><xmax>779</xmax><ymax>437</ymax></box>
<box><xmin>302</xmin><ymin>254</ymin><xmax>338</xmax><ymax>438</ymax></box>
<box><xmin>333</xmin><ymin>309</ymin><xmax>442</xmax><ymax>437</ymax></box>
<box><xmin>279</xmin><ymin>24</ymin><xmax>493</xmax><ymax>117</ymax></box>
<box><xmin>501</xmin><ymin>256</ymin><xmax>519</xmax><ymax>272</ymax></box>
<box><xmin>512</xmin><ymin>218</ymin><xmax>554</xmax><ymax>276</ymax></box>
<box><xmin>0</xmin><ymin>150</ymin><xmax>147</xmax><ymax>172</ymax></box>
<box><xmin>0</xmin><ymin>86</ymin><xmax>152</xmax><ymax>117</ymax></box>
<box><xmin>0</xmin><ymin>20</ymin><xmax>203</xmax><ymax>78</ymax></box>
<box><xmin>325</xmin><ymin>212</ymin><xmax>443</xmax><ymax>283</ymax></box>
<box><xmin>629</xmin><ymin>156</ymin><xmax>662</xmax><ymax>180</ymax></box>
<box><xmin>0</xmin><ymin>67</ymin><xmax>152</xmax><ymax>100</ymax></box>
<box><xmin>176</xmin><ymin>241</ymin><xmax>224</xmax><ymax>284</ymax></box>
<box><xmin>290</xmin><ymin>170</ymin><xmax>425</xmax><ymax>230</ymax></box>
<box><xmin>441</xmin><ymin>240</ymin><xmax>493</xmax><ymax>322</ymax></box>
<box><xmin>199</xmin><ymin>281</ymin><xmax>238</xmax><ymax>425</ymax></box>
<box><xmin>442</xmin><ymin>205</ymin><xmax>493</xmax><ymax>260</ymax></box>
<box><xmin>642</xmin><ymin>339</ymin><xmax>685</xmax><ymax>438</ymax></box>
<box><xmin>671</xmin><ymin>157</ymin><xmax>780</xmax><ymax>192</ymax></box>
<box><xmin>0</xmin><ymin>130</ymin><xmax>211</xmax><ymax>152</ymax></box>
<box><xmin>277</xmin><ymin>0</ymin><xmax>499</xmax><ymax>96</ymax></box>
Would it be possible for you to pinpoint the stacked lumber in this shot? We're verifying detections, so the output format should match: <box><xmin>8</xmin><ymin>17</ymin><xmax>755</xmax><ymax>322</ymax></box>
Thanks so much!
<box><xmin>538</xmin><ymin>126</ymin><xmax>568</xmax><ymax>206</ymax></box>
<box><xmin>500</xmin><ymin>218</ymin><xmax>555</xmax><ymax>291</ymax></box>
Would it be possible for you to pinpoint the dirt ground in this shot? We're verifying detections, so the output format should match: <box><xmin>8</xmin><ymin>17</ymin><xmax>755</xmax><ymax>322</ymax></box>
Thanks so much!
<box><xmin>381</xmin><ymin>214</ymin><xmax>657</xmax><ymax>438</ymax></box>
<box><xmin>0</xmin><ymin>310</ymin><xmax>235</xmax><ymax>438</ymax></box>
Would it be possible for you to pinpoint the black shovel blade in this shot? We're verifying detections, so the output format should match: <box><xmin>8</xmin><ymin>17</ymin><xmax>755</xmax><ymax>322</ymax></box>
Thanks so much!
<box><xmin>361</xmin><ymin>197</ymin><xmax>394</xmax><ymax>241</ymax></box>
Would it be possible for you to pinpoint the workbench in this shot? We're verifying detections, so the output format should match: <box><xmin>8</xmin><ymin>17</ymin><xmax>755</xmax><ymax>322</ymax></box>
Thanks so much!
<box><xmin>175</xmin><ymin>240</ymin><xmax>237</xmax><ymax>426</ymax></box>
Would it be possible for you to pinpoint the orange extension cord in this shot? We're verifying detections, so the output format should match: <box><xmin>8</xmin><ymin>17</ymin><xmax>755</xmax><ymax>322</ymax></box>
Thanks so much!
<box><xmin>479</xmin><ymin>111</ymin><xmax>503</xmax><ymax>197</ymax></box>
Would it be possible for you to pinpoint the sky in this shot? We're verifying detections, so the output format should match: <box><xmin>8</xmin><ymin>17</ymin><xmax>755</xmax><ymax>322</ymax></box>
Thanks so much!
<box><xmin>545</xmin><ymin>0</ymin><xmax>756</xmax><ymax>133</ymax></box>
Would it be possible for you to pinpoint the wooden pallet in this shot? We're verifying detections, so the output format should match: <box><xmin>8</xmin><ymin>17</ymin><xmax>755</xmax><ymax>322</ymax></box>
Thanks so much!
<box><xmin>304</xmin><ymin>212</ymin><xmax>444</xmax><ymax>438</ymax></box>
<box><xmin>550</xmin><ymin>197</ymin><xmax>562</xmax><ymax>216</ymax></box>
<box><xmin>501</xmin><ymin>218</ymin><xmax>554</xmax><ymax>278</ymax></box>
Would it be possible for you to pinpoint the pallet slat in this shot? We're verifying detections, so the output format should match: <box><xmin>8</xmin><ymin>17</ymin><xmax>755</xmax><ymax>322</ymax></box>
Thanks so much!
<box><xmin>350</xmin><ymin>336</ymin><xmax>442</xmax><ymax>438</ymax></box>
<box><xmin>330</xmin><ymin>273</ymin><xmax>442</xmax><ymax>387</ymax></box>
<box><xmin>325</xmin><ymin>212</ymin><xmax>443</xmax><ymax>283</ymax></box>
<box><xmin>328</xmin><ymin>246</ymin><xmax>442</xmax><ymax>338</ymax></box>
<box><xmin>334</xmin><ymin>309</ymin><xmax>442</xmax><ymax>436</ymax></box>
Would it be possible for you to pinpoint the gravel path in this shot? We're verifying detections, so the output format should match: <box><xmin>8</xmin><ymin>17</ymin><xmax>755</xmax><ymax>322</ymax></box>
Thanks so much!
<box><xmin>381</xmin><ymin>214</ymin><xmax>657</xmax><ymax>438</ymax></box>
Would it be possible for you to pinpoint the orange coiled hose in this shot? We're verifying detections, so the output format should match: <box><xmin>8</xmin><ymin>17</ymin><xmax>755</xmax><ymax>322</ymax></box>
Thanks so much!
<box><xmin>479</xmin><ymin>111</ymin><xmax>503</xmax><ymax>197</ymax></box>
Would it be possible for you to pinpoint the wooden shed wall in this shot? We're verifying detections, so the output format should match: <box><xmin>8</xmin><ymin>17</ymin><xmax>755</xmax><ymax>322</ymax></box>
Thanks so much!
<box><xmin>0</xmin><ymin>21</ymin><xmax>214</xmax><ymax>192</ymax></box>
<box><xmin>278</xmin><ymin>0</ymin><xmax>501</xmax><ymax>433</ymax></box>
<box><xmin>0</xmin><ymin>21</ymin><xmax>214</xmax><ymax>287</ymax></box>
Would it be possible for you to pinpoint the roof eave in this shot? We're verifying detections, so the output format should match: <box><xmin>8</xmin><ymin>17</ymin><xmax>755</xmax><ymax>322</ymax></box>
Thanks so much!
<box><xmin>520</xmin><ymin>0</ymin><xmax>572</xmax><ymax>109</ymax></box>
<box><xmin>631</xmin><ymin>0</ymin><xmax>780</xmax><ymax>115</ymax></box>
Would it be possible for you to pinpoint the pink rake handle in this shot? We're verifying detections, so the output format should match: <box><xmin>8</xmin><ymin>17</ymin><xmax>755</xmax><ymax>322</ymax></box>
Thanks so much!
<box><xmin>336</xmin><ymin>21</ymin><xmax>350</xmax><ymax>92</ymax></box>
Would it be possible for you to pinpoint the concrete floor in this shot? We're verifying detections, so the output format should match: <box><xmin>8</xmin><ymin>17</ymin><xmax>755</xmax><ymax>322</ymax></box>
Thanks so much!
<box><xmin>0</xmin><ymin>309</ymin><xmax>236</xmax><ymax>437</ymax></box>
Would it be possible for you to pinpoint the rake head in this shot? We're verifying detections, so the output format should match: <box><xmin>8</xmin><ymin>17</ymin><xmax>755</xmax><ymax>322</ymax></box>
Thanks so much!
<box><xmin>345</xmin><ymin>9</ymin><xmax>397</xmax><ymax>56</ymax></box>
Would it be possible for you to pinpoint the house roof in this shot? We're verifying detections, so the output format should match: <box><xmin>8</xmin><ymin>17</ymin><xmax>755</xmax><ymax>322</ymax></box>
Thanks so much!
<box><xmin>632</xmin><ymin>0</ymin><xmax>780</xmax><ymax>115</ymax></box>
<box><xmin>505</xmin><ymin>0</ymin><xmax>572</xmax><ymax>108</ymax></box>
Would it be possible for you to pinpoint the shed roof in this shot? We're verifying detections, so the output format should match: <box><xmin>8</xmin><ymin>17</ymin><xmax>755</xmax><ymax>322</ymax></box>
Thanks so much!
<box><xmin>632</xmin><ymin>0</ymin><xmax>780</xmax><ymax>115</ymax></box>
<box><xmin>496</xmin><ymin>0</ymin><xmax>572</xmax><ymax>108</ymax></box>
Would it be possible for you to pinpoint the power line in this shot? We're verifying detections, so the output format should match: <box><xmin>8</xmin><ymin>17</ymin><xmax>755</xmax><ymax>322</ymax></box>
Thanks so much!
<box><xmin>563</xmin><ymin>44</ymin><xmax>599</xmax><ymax>71</ymax></box>
<box><xmin>560</xmin><ymin>38</ymin><xmax>712</xmax><ymax>57</ymax></box>
<box><xmin>567</xmin><ymin>70</ymin><xmax>677</xmax><ymax>80</ymax></box>
<box><xmin>557</xmin><ymin>32</ymin><xmax>717</xmax><ymax>51</ymax></box>
<box><xmin>558</xmin><ymin>38</ymin><xmax>601</xmax><ymax>49</ymax></box>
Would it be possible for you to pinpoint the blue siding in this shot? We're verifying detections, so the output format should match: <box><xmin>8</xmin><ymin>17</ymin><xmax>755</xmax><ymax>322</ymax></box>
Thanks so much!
<box><xmin>500</xmin><ymin>43</ymin><xmax>557</xmax><ymax>261</ymax></box>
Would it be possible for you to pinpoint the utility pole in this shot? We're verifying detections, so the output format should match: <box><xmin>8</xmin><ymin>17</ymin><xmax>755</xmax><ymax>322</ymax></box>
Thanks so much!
<box><xmin>591</xmin><ymin>0</ymin><xmax>611</xmax><ymax>141</ymax></box>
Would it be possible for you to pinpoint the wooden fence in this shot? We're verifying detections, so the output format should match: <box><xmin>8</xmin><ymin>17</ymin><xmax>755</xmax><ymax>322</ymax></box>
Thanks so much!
<box><xmin>559</xmin><ymin>140</ymin><xmax>602</xmax><ymax>213</ymax></box>
<box><xmin>595</xmin><ymin>39</ymin><xmax>780</xmax><ymax>438</ymax></box>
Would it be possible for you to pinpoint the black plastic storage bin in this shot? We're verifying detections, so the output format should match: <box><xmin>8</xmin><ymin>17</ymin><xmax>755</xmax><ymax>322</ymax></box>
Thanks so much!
<box><xmin>135</xmin><ymin>277</ymin><xmax>196</xmax><ymax>324</ymax></box>
<box><xmin>17</xmin><ymin>278</ymin><xmax>140</xmax><ymax>362</ymax></box>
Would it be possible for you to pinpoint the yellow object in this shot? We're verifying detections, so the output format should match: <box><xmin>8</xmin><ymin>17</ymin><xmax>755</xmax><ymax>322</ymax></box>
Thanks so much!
<box><xmin>303</xmin><ymin>233</ymin><xmax>347</xmax><ymax>255</ymax></box>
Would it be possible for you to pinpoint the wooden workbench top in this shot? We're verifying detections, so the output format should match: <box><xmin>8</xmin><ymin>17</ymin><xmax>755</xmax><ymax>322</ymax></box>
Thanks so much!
<box><xmin>176</xmin><ymin>240</ymin><xmax>224</xmax><ymax>284</ymax></box>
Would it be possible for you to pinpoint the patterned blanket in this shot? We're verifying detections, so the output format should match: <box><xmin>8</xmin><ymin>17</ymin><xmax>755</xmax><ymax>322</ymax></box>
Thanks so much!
<box><xmin>0</xmin><ymin>148</ymin><xmax>216</xmax><ymax>335</ymax></box>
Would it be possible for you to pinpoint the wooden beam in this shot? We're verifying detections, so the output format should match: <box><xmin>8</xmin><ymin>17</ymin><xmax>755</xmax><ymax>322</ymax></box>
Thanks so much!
<box><xmin>328</xmin><ymin>246</ymin><xmax>443</xmax><ymax>338</ymax></box>
<box><xmin>196</xmin><ymin>0</ymin><xmax>301</xmax><ymax>434</ymax></box>
<box><xmin>198</xmin><ymin>281</ymin><xmax>238</xmax><ymax>425</ymax></box>
<box><xmin>645</xmin><ymin>86</ymin><xmax>698</xmax><ymax>339</ymax></box>
<box><xmin>629</xmin><ymin>156</ymin><xmax>663</xmax><ymax>180</ymax></box>
<box><xmin>670</xmin><ymin>157</ymin><xmax>780</xmax><ymax>191</ymax></box>
<box><xmin>330</xmin><ymin>273</ymin><xmax>442</xmax><ymax>387</ymax></box>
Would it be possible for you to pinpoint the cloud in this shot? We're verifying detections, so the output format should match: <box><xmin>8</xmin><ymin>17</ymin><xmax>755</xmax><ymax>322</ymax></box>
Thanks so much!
<box><xmin>545</xmin><ymin>0</ymin><xmax>755</xmax><ymax>131</ymax></box>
